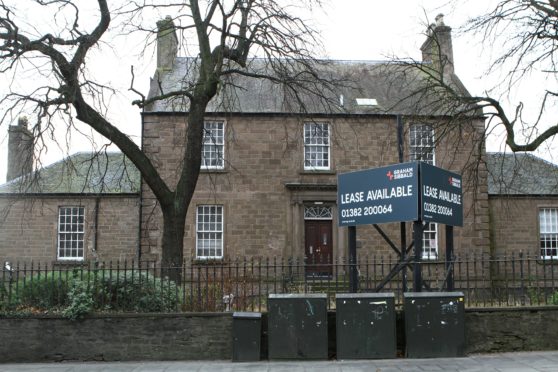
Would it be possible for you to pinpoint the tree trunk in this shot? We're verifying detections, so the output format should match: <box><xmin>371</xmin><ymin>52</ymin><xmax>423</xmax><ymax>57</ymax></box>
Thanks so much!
<box><xmin>161</xmin><ymin>207</ymin><xmax>187</xmax><ymax>283</ymax></box>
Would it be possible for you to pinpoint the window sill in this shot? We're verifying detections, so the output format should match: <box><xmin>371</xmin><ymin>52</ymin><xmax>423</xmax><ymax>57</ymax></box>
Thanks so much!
<box><xmin>192</xmin><ymin>258</ymin><xmax>226</xmax><ymax>265</ymax></box>
<box><xmin>200</xmin><ymin>168</ymin><xmax>228</xmax><ymax>174</ymax></box>
<box><xmin>53</xmin><ymin>260</ymin><xmax>87</xmax><ymax>268</ymax></box>
<box><xmin>299</xmin><ymin>170</ymin><xmax>336</xmax><ymax>175</ymax></box>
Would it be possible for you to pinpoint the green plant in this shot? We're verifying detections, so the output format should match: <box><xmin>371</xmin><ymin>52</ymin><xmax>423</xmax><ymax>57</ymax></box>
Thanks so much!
<box><xmin>11</xmin><ymin>272</ymin><xmax>70</xmax><ymax>310</ymax></box>
<box><xmin>0</xmin><ymin>269</ymin><xmax>181</xmax><ymax>316</ymax></box>
<box><xmin>550</xmin><ymin>291</ymin><xmax>558</xmax><ymax>305</ymax></box>
<box><xmin>63</xmin><ymin>280</ymin><xmax>94</xmax><ymax>320</ymax></box>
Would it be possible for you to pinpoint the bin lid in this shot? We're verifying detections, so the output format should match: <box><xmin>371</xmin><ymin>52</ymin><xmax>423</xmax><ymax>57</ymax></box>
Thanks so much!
<box><xmin>403</xmin><ymin>291</ymin><xmax>464</xmax><ymax>299</ymax></box>
<box><xmin>336</xmin><ymin>292</ymin><xmax>395</xmax><ymax>299</ymax></box>
<box><xmin>233</xmin><ymin>311</ymin><xmax>262</xmax><ymax>319</ymax></box>
<box><xmin>268</xmin><ymin>293</ymin><xmax>327</xmax><ymax>299</ymax></box>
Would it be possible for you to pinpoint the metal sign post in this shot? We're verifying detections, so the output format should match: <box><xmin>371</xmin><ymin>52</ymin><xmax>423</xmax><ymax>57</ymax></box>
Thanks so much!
<box><xmin>412</xmin><ymin>220</ymin><xmax>423</xmax><ymax>292</ymax></box>
<box><xmin>348</xmin><ymin>226</ymin><xmax>358</xmax><ymax>292</ymax></box>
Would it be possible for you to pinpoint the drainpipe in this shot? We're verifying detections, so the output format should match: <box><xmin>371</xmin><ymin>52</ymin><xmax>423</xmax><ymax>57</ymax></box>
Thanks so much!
<box><xmin>137</xmin><ymin>110</ymin><xmax>145</xmax><ymax>262</ymax></box>
<box><xmin>94</xmin><ymin>197</ymin><xmax>100</xmax><ymax>256</ymax></box>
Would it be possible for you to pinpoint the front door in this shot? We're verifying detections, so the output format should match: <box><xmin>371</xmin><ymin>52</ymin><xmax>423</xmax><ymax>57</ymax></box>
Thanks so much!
<box><xmin>305</xmin><ymin>219</ymin><xmax>333</xmax><ymax>277</ymax></box>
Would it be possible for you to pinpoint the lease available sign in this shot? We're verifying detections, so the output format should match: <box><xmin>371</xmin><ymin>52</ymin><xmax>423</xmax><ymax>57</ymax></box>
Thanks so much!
<box><xmin>337</xmin><ymin>162</ymin><xmax>462</xmax><ymax>227</ymax></box>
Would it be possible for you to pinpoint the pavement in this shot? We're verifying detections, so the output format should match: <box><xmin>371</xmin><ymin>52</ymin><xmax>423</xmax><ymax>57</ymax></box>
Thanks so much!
<box><xmin>1</xmin><ymin>352</ymin><xmax>558</xmax><ymax>372</ymax></box>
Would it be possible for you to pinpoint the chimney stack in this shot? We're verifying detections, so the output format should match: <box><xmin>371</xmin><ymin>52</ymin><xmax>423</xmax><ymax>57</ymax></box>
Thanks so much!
<box><xmin>156</xmin><ymin>16</ymin><xmax>178</xmax><ymax>72</ymax></box>
<box><xmin>420</xmin><ymin>14</ymin><xmax>454</xmax><ymax>77</ymax></box>
<box><xmin>7</xmin><ymin>117</ymin><xmax>33</xmax><ymax>182</ymax></box>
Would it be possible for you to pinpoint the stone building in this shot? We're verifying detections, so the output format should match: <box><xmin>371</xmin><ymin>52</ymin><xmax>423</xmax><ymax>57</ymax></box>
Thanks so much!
<box><xmin>487</xmin><ymin>153</ymin><xmax>558</xmax><ymax>258</ymax></box>
<box><xmin>138</xmin><ymin>15</ymin><xmax>490</xmax><ymax>266</ymax></box>
<box><xmin>2</xmin><ymin>15</ymin><xmax>556</xmax><ymax>269</ymax></box>
<box><xmin>0</xmin><ymin>128</ymin><xmax>140</xmax><ymax>264</ymax></box>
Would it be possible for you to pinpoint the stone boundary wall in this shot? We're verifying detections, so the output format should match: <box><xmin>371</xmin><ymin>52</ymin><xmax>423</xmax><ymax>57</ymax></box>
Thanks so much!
<box><xmin>1</xmin><ymin>307</ymin><xmax>557</xmax><ymax>362</ymax></box>
<box><xmin>0</xmin><ymin>313</ymin><xmax>232</xmax><ymax>363</ymax></box>
<box><xmin>465</xmin><ymin>306</ymin><xmax>558</xmax><ymax>354</ymax></box>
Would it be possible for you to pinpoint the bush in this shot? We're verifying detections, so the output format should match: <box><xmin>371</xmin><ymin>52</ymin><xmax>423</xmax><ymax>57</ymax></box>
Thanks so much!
<box><xmin>93</xmin><ymin>270</ymin><xmax>179</xmax><ymax>312</ymax></box>
<box><xmin>0</xmin><ymin>269</ymin><xmax>180</xmax><ymax>318</ymax></box>
<box><xmin>63</xmin><ymin>279</ymin><xmax>94</xmax><ymax>320</ymax></box>
<box><xmin>12</xmin><ymin>271</ymin><xmax>71</xmax><ymax>310</ymax></box>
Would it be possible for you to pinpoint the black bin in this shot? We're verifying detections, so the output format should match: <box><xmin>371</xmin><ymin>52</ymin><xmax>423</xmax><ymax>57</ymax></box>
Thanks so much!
<box><xmin>232</xmin><ymin>312</ymin><xmax>262</xmax><ymax>361</ymax></box>
<box><xmin>336</xmin><ymin>293</ymin><xmax>396</xmax><ymax>359</ymax></box>
<box><xmin>404</xmin><ymin>292</ymin><xmax>465</xmax><ymax>358</ymax></box>
<box><xmin>267</xmin><ymin>293</ymin><xmax>328</xmax><ymax>359</ymax></box>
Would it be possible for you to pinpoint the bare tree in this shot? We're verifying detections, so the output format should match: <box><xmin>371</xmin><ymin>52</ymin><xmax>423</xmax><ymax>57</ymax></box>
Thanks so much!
<box><xmin>393</xmin><ymin>4</ymin><xmax>558</xmax><ymax>154</ymax></box>
<box><xmin>0</xmin><ymin>0</ymin><xmax>341</xmax><ymax>279</ymax></box>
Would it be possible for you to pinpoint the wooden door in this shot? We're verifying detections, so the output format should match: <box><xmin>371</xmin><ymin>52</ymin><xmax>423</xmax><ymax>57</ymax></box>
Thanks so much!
<box><xmin>305</xmin><ymin>220</ymin><xmax>333</xmax><ymax>277</ymax></box>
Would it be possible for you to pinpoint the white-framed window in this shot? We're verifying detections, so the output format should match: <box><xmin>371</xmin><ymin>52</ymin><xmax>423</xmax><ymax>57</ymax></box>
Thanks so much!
<box><xmin>57</xmin><ymin>206</ymin><xmax>85</xmax><ymax>261</ymax></box>
<box><xmin>410</xmin><ymin>123</ymin><xmax>435</xmax><ymax>164</ymax></box>
<box><xmin>422</xmin><ymin>222</ymin><xmax>438</xmax><ymax>259</ymax></box>
<box><xmin>540</xmin><ymin>208</ymin><xmax>558</xmax><ymax>259</ymax></box>
<box><xmin>196</xmin><ymin>205</ymin><xmax>224</xmax><ymax>259</ymax></box>
<box><xmin>410</xmin><ymin>123</ymin><xmax>438</xmax><ymax>259</ymax></box>
<box><xmin>304</xmin><ymin>122</ymin><xmax>330</xmax><ymax>170</ymax></box>
<box><xmin>202</xmin><ymin>121</ymin><xmax>225</xmax><ymax>169</ymax></box>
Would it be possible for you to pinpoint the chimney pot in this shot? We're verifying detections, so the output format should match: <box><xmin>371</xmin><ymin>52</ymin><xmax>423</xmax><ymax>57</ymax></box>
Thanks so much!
<box><xmin>7</xmin><ymin>116</ymin><xmax>33</xmax><ymax>182</ymax></box>
<box><xmin>420</xmin><ymin>14</ymin><xmax>454</xmax><ymax>76</ymax></box>
<box><xmin>156</xmin><ymin>16</ymin><xmax>178</xmax><ymax>72</ymax></box>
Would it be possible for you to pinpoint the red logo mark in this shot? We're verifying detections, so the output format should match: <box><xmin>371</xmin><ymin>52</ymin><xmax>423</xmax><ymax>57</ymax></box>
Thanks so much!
<box><xmin>387</xmin><ymin>170</ymin><xmax>394</xmax><ymax>180</ymax></box>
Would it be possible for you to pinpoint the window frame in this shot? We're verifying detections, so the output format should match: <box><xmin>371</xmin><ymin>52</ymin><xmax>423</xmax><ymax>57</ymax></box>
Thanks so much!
<box><xmin>196</xmin><ymin>205</ymin><xmax>224</xmax><ymax>260</ymax></box>
<box><xmin>201</xmin><ymin>120</ymin><xmax>225</xmax><ymax>170</ymax></box>
<box><xmin>540</xmin><ymin>207</ymin><xmax>558</xmax><ymax>259</ymax></box>
<box><xmin>409</xmin><ymin>123</ymin><xmax>438</xmax><ymax>259</ymax></box>
<box><xmin>422</xmin><ymin>222</ymin><xmax>438</xmax><ymax>260</ymax></box>
<box><xmin>303</xmin><ymin>122</ymin><xmax>330</xmax><ymax>171</ymax></box>
<box><xmin>57</xmin><ymin>206</ymin><xmax>85</xmax><ymax>261</ymax></box>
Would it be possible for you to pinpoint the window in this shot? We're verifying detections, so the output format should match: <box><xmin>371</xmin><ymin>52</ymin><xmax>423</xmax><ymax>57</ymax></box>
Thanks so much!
<box><xmin>58</xmin><ymin>207</ymin><xmax>85</xmax><ymax>260</ymax></box>
<box><xmin>304</xmin><ymin>206</ymin><xmax>333</xmax><ymax>220</ymax></box>
<box><xmin>304</xmin><ymin>122</ymin><xmax>330</xmax><ymax>170</ymax></box>
<box><xmin>410</xmin><ymin>123</ymin><xmax>435</xmax><ymax>164</ymax></box>
<box><xmin>196</xmin><ymin>205</ymin><xmax>224</xmax><ymax>259</ymax></box>
<box><xmin>410</xmin><ymin>123</ymin><xmax>437</xmax><ymax>259</ymax></box>
<box><xmin>540</xmin><ymin>208</ymin><xmax>558</xmax><ymax>259</ymax></box>
<box><xmin>422</xmin><ymin>223</ymin><xmax>438</xmax><ymax>259</ymax></box>
<box><xmin>202</xmin><ymin>121</ymin><xmax>225</xmax><ymax>169</ymax></box>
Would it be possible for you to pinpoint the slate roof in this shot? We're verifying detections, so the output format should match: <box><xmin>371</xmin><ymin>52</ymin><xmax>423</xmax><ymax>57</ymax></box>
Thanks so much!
<box><xmin>0</xmin><ymin>152</ymin><xmax>140</xmax><ymax>195</ymax></box>
<box><xmin>146</xmin><ymin>58</ymin><xmax>472</xmax><ymax>116</ymax></box>
<box><xmin>486</xmin><ymin>152</ymin><xmax>558</xmax><ymax>196</ymax></box>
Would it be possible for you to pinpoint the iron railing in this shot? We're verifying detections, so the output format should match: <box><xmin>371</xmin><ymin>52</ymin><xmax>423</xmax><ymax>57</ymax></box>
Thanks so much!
<box><xmin>1</xmin><ymin>252</ymin><xmax>557</xmax><ymax>313</ymax></box>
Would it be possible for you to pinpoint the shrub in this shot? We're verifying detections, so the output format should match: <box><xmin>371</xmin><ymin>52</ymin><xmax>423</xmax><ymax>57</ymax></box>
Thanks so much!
<box><xmin>63</xmin><ymin>279</ymin><xmax>94</xmax><ymax>320</ymax></box>
<box><xmin>12</xmin><ymin>271</ymin><xmax>71</xmax><ymax>310</ymax></box>
<box><xmin>0</xmin><ymin>269</ymin><xmax>180</xmax><ymax>317</ymax></box>
<box><xmin>93</xmin><ymin>270</ymin><xmax>179</xmax><ymax>312</ymax></box>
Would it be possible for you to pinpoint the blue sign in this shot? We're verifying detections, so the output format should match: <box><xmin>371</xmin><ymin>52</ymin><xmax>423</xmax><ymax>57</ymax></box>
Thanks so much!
<box><xmin>337</xmin><ymin>162</ymin><xmax>464</xmax><ymax>227</ymax></box>
<box><xmin>337</xmin><ymin>162</ymin><xmax>419</xmax><ymax>226</ymax></box>
<box><xmin>420</xmin><ymin>163</ymin><xmax>463</xmax><ymax>226</ymax></box>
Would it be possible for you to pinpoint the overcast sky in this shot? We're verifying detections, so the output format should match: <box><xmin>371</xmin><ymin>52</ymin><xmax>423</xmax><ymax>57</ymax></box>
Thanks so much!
<box><xmin>0</xmin><ymin>0</ymin><xmax>555</xmax><ymax>184</ymax></box>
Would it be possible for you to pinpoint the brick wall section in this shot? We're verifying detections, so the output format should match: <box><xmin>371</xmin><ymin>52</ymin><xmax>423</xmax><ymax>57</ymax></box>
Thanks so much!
<box><xmin>0</xmin><ymin>313</ymin><xmax>232</xmax><ymax>362</ymax></box>
<box><xmin>465</xmin><ymin>307</ymin><xmax>558</xmax><ymax>353</ymax></box>
<box><xmin>489</xmin><ymin>196</ymin><xmax>558</xmax><ymax>256</ymax></box>
<box><xmin>0</xmin><ymin>196</ymin><xmax>139</xmax><ymax>264</ymax></box>
<box><xmin>1</xmin><ymin>307</ymin><xmax>557</xmax><ymax>361</ymax></box>
<box><xmin>141</xmin><ymin>114</ymin><xmax>490</xmax><ymax>261</ymax></box>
